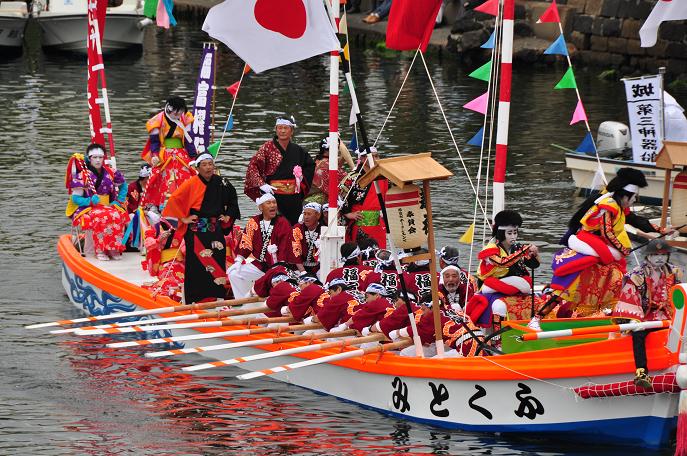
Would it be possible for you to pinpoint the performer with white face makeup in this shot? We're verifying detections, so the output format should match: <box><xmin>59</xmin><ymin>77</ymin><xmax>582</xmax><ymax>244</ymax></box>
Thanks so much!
<box><xmin>66</xmin><ymin>143</ymin><xmax>127</xmax><ymax>261</ymax></box>
<box><xmin>464</xmin><ymin>210</ymin><xmax>541</xmax><ymax>345</ymax></box>
<box><xmin>142</xmin><ymin>96</ymin><xmax>197</xmax><ymax>209</ymax></box>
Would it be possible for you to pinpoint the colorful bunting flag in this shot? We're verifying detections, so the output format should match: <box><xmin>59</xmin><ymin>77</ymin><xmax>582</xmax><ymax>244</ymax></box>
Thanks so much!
<box><xmin>154</xmin><ymin>0</ymin><xmax>176</xmax><ymax>29</ymax></box>
<box><xmin>467</xmin><ymin>127</ymin><xmax>484</xmax><ymax>146</ymax></box>
<box><xmin>207</xmin><ymin>140</ymin><xmax>221</xmax><ymax>158</ymax></box>
<box><xmin>544</xmin><ymin>34</ymin><xmax>568</xmax><ymax>56</ymax></box>
<box><xmin>575</xmin><ymin>132</ymin><xmax>596</xmax><ymax>154</ymax></box>
<box><xmin>224</xmin><ymin>114</ymin><xmax>234</xmax><ymax>132</ymax></box>
<box><xmin>227</xmin><ymin>80</ymin><xmax>241</xmax><ymax>98</ymax></box>
<box><xmin>537</xmin><ymin>0</ymin><xmax>560</xmax><ymax>23</ymax></box>
<box><xmin>459</xmin><ymin>222</ymin><xmax>475</xmax><ymax>244</ymax></box>
<box><xmin>554</xmin><ymin>67</ymin><xmax>577</xmax><ymax>89</ymax></box>
<box><xmin>469</xmin><ymin>60</ymin><xmax>492</xmax><ymax>82</ymax></box>
<box><xmin>349</xmin><ymin>131</ymin><xmax>358</xmax><ymax>153</ymax></box>
<box><xmin>481</xmin><ymin>31</ymin><xmax>495</xmax><ymax>49</ymax></box>
<box><xmin>570</xmin><ymin>100</ymin><xmax>587</xmax><ymax>125</ymax></box>
<box><xmin>474</xmin><ymin>0</ymin><xmax>498</xmax><ymax>16</ymax></box>
<box><xmin>464</xmin><ymin>92</ymin><xmax>488</xmax><ymax>115</ymax></box>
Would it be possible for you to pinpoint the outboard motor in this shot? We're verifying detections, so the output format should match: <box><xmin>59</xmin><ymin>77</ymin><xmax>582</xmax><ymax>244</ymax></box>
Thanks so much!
<box><xmin>596</xmin><ymin>121</ymin><xmax>631</xmax><ymax>158</ymax></box>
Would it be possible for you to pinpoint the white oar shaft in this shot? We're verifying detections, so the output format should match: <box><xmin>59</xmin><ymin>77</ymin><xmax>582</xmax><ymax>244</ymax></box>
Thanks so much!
<box><xmin>238</xmin><ymin>349</ymin><xmax>365</xmax><ymax>380</ymax></box>
<box><xmin>51</xmin><ymin>313</ymin><xmax>202</xmax><ymax>334</ymax></box>
<box><xmin>527</xmin><ymin>320</ymin><xmax>668</xmax><ymax>341</ymax></box>
<box><xmin>182</xmin><ymin>331</ymin><xmax>357</xmax><ymax>371</ymax></box>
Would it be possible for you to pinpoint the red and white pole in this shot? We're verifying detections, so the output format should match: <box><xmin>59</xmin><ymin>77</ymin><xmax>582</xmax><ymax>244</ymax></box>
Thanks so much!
<box><xmin>492</xmin><ymin>0</ymin><xmax>513</xmax><ymax>217</ymax></box>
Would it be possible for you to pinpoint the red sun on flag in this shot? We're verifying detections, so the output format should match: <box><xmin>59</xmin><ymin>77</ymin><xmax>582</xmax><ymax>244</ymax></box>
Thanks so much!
<box><xmin>254</xmin><ymin>0</ymin><xmax>307</xmax><ymax>39</ymax></box>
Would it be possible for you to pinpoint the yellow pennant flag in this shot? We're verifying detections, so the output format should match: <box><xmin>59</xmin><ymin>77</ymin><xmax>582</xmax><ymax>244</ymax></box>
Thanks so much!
<box><xmin>458</xmin><ymin>223</ymin><xmax>475</xmax><ymax>244</ymax></box>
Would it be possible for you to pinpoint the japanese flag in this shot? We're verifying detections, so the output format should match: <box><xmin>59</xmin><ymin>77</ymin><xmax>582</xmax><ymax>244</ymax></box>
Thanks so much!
<box><xmin>202</xmin><ymin>0</ymin><xmax>340</xmax><ymax>74</ymax></box>
<box><xmin>639</xmin><ymin>0</ymin><xmax>687</xmax><ymax>47</ymax></box>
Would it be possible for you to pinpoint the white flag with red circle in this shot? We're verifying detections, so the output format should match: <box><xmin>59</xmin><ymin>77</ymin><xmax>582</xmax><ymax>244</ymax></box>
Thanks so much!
<box><xmin>639</xmin><ymin>0</ymin><xmax>687</xmax><ymax>47</ymax></box>
<box><xmin>202</xmin><ymin>0</ymin><xmax>339</xmax><ymax>74</ymax></box>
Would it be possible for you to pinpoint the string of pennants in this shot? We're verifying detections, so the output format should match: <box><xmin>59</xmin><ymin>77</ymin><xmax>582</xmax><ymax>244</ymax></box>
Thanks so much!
<box><xmin>463</xmin><ymin>0</ymin><xmax>597</xmax><ymax>155</ymax></box>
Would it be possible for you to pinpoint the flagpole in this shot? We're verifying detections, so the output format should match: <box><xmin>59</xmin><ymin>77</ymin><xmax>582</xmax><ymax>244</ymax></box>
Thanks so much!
<box><xmin>320</xmin><ymin>0</ymin><xmax>345</xmax><ymax>281</ymax></box>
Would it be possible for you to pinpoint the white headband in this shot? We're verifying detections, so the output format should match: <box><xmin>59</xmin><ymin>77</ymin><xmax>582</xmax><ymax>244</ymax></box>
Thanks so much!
<box><xmin>88</xmin><ymin>147</ymin><xmax>105</xmax><ymax>158</ymax></box>
<box><xmin>303</xmin><ymin>202</ymin><xmax>322</xmax><ymax>213</ymax></box>
<box><xmin>192</xmin><ymin>153</ymin><xmax>214</xmax><ymax>166</ymax></box>
<box><xmin>356</xmin><ymin>146</ymin><xmax>377</xmax><ymax>156</ymax></box>
<box><xmin>623</xmin><ymin>184</ymin><xmax>639</xmax><ymax>194</ymax></box>
<box><xmin>497</xmin><ymin>225</ymin><xmax>519</xmax><ymax>231</ymax></box>
<box><xmin>276</xmin><ymin>118</ymin><xmax>296</xmax><ymax>128</ymax></box>
<box><xmin>441</xmin><ymin>265</ymin><xmax>460</xmax><ymax>275</ymax></box>
<box><xmin>256</xmin><ymin>193</ymin><xmax>276</xmax><ymax>206</ymax></box>
<box><xmin>341</xmin><ymin>246</ymin><xmax>361</xmax><ymax>262</ymax></box>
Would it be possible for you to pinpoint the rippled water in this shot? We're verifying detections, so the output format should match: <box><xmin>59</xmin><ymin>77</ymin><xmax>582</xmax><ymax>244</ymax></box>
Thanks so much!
<box><xmin>0</xmin><ymin>19</ymin><xmax>682</xmax><ymax>455</ymax></box>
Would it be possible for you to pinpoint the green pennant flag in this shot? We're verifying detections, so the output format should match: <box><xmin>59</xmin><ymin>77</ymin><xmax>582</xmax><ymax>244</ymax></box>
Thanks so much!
<box><xmin>554</xmin><ymin>67</ymin><xmax>577</xmax><ymax>89</ymax></box>
<box><xmin>469</xmin><ymin>60</ymin><xmax>492</xmax><ymax>82</ymax></box>
<box><xmin>143</xmin><ymin>0</ymin><xmax>158</xmax><ymax>18</ymax></box>
<box><xmin>207</xmin><ymin>141</ymin><xmax>220</xmax><ymax>158</ymax></box>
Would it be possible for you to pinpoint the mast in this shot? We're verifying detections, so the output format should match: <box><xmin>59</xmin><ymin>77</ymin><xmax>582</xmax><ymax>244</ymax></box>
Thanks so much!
<box><xmin>492</xmin><ymin>0</ymin><xmax>513</xmax><ymax>216</ymax></box>
<box><xmin>319</xmin><ymin>0</ymin><xmax>345</xmax><ymax>280</ymax></box>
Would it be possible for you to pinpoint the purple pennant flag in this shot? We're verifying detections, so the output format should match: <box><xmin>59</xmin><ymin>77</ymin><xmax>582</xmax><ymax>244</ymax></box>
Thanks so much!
<box><xmin>191</xmin><ymin>43</ymin><xmax>217</xmax><ymax>155</ymax></box>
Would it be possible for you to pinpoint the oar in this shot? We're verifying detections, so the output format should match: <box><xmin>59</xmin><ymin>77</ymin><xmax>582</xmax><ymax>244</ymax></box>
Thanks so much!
<box><xmin>51</xmin><ymin>303</ymin><xmax>270</xmax><ymax>334</ymax></box>
<box><xmin>237</xmin><ymin>338</ymin><xmax>412</xmax><ymax>380</ymax></box>
<box><xmin>107</xmin><ymin>319</ymin><xmax>303</xmax><ymax>348</ymax></box>
<box><xmin>147</xmin><ymin>324</ymin><xmax>332</xmax><ymax>358</ymax></box>
<box><xmin>73</xmin><ymin>307</ymin><xmax>275</xmax><ymax>335</ymax></box>
<box><xmin>518</xmin><ymin>319</ymin><xmax>670</xmax><ymax>342</ymax></box>
<box><xmin>181</xmin><ymin>329</ymin><xmax>360</xmax><ymax>370</ymax></box>
<box><xmin>25</xmin><ymin>296</ymin><xmax>263</xmax><ymax>329</ymax></box>
<box><xmin>628</xmin><ymin>223</ymin><xmax>687</xmax><ymax>254</ymax></box>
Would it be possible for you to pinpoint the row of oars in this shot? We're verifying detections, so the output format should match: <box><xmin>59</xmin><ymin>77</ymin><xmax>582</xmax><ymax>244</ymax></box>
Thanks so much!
<box><xmin>26</xmin><ymin>296</ymin><xmax>411</xmax><ymax>379</ymax></box>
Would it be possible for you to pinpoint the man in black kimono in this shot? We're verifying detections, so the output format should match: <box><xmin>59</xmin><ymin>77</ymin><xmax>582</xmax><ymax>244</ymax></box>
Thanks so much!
<box><xmin>244</xmin><ymin>115</ymin><xmax>315</xmax><ymax>225</ymax></box>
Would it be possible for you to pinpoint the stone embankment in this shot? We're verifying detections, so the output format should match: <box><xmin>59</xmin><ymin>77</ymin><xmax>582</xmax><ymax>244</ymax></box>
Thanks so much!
<box><xmin>173</xmin><ymin>0</ymin><xmax>687</xmax><ymax>79</ymax></box>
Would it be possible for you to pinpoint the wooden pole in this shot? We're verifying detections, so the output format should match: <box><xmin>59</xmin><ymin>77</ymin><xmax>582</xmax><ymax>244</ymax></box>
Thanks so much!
<box><xmin>423</xmin><ymin>179</ymin><xmax>444</xmax><ymax>358</ymax></box>
<box><xmin>661</xmin><ymin>168</ymin><xmax>671</xmax><ymax>229</ymax></box>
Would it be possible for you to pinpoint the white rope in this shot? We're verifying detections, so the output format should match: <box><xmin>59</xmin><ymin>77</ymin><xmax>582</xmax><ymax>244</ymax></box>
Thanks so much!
<box><xmin>418</xmin><ymin>52</ymin><xmax>488</xmax><ymax>217</ymax></box>
<box><xmin>372</xmin><ymin>48</ymin><xmax>421</xmax><ymax>148</ymax></box>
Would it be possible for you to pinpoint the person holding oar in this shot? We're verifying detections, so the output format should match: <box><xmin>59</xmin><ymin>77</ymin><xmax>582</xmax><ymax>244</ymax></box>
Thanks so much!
<box><xmin>529</xmin><ymin>168</ymin><xmax>676</xmax><ymax>329</ymax></box>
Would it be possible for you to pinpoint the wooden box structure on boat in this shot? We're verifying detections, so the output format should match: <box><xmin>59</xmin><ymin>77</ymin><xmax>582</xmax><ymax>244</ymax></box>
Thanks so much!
<box><xmin>655</xmin><ymin>141</ymin><xmax>687</xmax><ymax>247</ymax></box>
<box><xmin>358</xmin><ymin>152</ymin><xmax>453</xmax><ymax>355</ymax></box>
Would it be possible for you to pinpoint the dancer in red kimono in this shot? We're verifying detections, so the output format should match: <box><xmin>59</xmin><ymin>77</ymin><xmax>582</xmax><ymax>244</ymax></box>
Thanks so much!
<box><xmin>290</xmin><ymin>202</ymin><xmax>324</xmax><ymax>273</ymax></box>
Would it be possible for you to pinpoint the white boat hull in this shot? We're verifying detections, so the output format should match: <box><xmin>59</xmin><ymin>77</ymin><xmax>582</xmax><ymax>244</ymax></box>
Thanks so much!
<box><xmin>58</xmin><ymin>247</ymin><xmax>682</xmax><ymax>448</ymax></box>
<box><xmin>0</xmin><ymin>2</ymin><xmax>29</xmax><ymax>49</ymax></box>
<box><xmin>565</xmin><ymin>152</ymin><xmax>678</xmax><ymax>205</ymax></box>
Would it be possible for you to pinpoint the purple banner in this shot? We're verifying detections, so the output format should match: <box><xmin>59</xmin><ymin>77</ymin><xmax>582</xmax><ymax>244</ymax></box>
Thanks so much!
<box><xmin>191</xmin><ymin>43</ymin><xmax>216</xmax><ymax>155</ymax></box>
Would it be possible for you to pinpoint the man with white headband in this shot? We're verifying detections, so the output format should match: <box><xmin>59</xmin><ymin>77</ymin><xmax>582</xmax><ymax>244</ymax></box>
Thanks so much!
<box><xmin>65</xmin><ymin>143</ymin><xmax>128</xmax><ymax>261</ymax></box>
<box><xmin>464</xmin><ymin>209</ymin><xmax>541</xmax><ymax>345</ymax></box>
<box><xmin>439</xmin><ymin>265</ymin><xmax>477</xmax><ymax>311</ymax></box>
<box><xmin>289</xmin><ymin>202</ymin><xmax>324</xmax><ymax>273</ymax></box>
<box><xmin>125</xmin><ymin>164</ymin><xmax>152</xmax><ymax>215</ymax></box>
<box><xmin>162</xmin><ymin>152</ymin><xmax>241</xmax><ymax>304</ymax></box>
<box><xmin>228</xmin><ymin>192</ymin><xmax>291</xmax><ymax>298</ymax></box>
<box><xmin>529</xmin><ymin>168</ymin><xmax>675</xmax><ymax>329</ymax></box>
<box><xmin>324</xmin><ymin>242</ymin><xmax>373</xmax><ymax>301</ymax></box>
<box><xmin>142</xmin><ymin>96</ymin><xmax>197</xmax><ymax>209</ymax></box>
<box><xmin>244</xmin><ymin>115</ymin><xmax>315</xmax><ymax>225</ymax></box>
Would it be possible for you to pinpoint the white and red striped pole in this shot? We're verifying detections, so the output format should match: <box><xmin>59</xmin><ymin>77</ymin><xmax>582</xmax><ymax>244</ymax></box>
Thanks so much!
<box><xmin>492</xmin><ymin>0</ymin><xmax>514</xmax><ymax>217</ymax></box>
<box><xmin>319</xmin><ymin>0</ymin><xmax>345</xmax><ymax>280</ymax></box>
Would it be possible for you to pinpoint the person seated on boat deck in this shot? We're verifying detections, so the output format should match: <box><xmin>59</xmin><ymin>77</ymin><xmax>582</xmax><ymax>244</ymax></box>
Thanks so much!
<box><xmin>280</xmin><ymin>272</ymin><xmax>328</xmax><ymax>321</ymax></box>
<box><xmin>289</xmin><ymin>202</ymin><xmax>324</xmax><ymax>274</ymax></box>
<box><xmin>304</xmin><ymin>278</ymin><xmax>364</xmax><ymax>333</ymax></box>
<box><xmin>368</xmin><ymin>291</ymin><xmax>421</xmax><ymax>339</ymax></box>
<box><xmin>390</xmin><ymin>291</ymin><xmax>485</xmax><ymax>358</ymax></box>
<box><xmin>143</xmin><ymin>96</ymin><xmax>197</xmax><ymax>209</ymax></box>
<box><xmin>228</xmin><ymin>193</ymin><xmax>292</xmax><ymax>299</ymax></box>
<box><xmin>260</xmin><ymin>269</ymin><xmax>299</xmax><ymax>317</ymax></box>
<box><xmin>611</xmin><ymin>240</ymin><xmax>682</xmax><ymax>388</ymax></box>
<box><xmin>439</xmin><ymin>265</ymin><xmax>477</xmax><ymax>311</ymax></box>
<box><xmin>465</xmin><ymin>210</ymin><xmax>541</xmax><ymax>336</ymax></box>
<box><xmin>141</xmin><ymin>216</ymin><xmax>185</xmax><ymax>301</ymax></box>
<box><xmin>305</xmin><ymin>137</ymin><xmax>349</xmax><ymax>205</ymax></box>
<box><xmin>325</xmin><ymin>242</ymin><xmax>374</xmax><ymax>300</ymax></box>
<box><xmin>333</xmin><ymin>283</ymin><xmax>394</xmax><ymax>334</ymax></box>
<box><xmin>359</xmin><ymin>237</ymin><xmax>380</xmax><ymax>268</ymax></box>
<box><xmin>529</xmin><ymin>168</ymin><xmax>675</xmax><ymax>329</ymax></box>
<box><xmin>341</xmin><ymin>146</ymin><xmax>387</xmax><ymax>248</ymax></box>
<box><xmin>360</xmin><ymin>249</ymin><xmax>400</xmax><ymax>297</ymax></box>
<box><xmin>126</xmin><ymin>164</ymin><xmax>152</xmax><ymax>214</ymax></box>
<box><xmin>162</xmin><ymin>153</ymin><xmax>240</xmax><ymax>304</ymax></box>
<box><xmin>402</xmin><ymin>249</ymin><xmax>433</xmax><ymax>297</ymax></box>
<box><xmin>438</xmin><ymin>245</ymin><xmax>477</xmax><ymax>290</ymax></box>
<box><xmin>66</xmin><ymin>143</ymin><xmax>127</xmax><ymax>261</ymax></box>
<box><xmin>244</xmin><ymin>115</ymin><xmax>316</xmax><ymax>226</ymax></box>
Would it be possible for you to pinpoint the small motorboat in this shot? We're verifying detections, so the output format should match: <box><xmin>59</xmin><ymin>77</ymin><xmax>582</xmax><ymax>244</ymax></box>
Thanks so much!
<box><xmin>0</xmin><ymin>1</ymin><xmax>29</xmax><ymax>50</ymax></box>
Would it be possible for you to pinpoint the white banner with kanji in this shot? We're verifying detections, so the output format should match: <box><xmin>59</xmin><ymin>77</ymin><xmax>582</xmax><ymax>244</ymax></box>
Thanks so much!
<box><xmin>624</xmin><ymin>76</ymin><xmax>663</xmax><ymax>164</ymax></box>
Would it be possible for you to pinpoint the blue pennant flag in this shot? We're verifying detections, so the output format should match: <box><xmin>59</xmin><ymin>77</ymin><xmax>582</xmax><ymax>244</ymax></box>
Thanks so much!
<box><xmin>467</xmin><ymin>127</ymin><xmax>484</xmax><ymax>147</ymax></box>
<box><xmin>575</xmin><ymin>132</ymin><xmax>596</xmax><ymax>155</ymax></box>
<box><xmin>224</xmin><ymin>114</ymin><xmax>234</xmax><ymax>132</ymax></box>
<box><xmin>544</xmin><ymin>34</ymin><xmax>568</xmax><ymax>56</ymax></box>
<box><xmin>481</xmin><ymin>31</ymin><xmax>495</xmax><ymax>49</ymax></box>
<box><xmin>349</xmin><ymin>131</ymin><xmax>358</xmax><ymax>153</ymax></box>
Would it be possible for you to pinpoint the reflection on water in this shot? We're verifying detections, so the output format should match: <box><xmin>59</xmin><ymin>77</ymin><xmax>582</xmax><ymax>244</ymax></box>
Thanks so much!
<box><xmin>0</xmin><ymin>18</ymin><xmax>681</xmax><ymax>455</ymax></box>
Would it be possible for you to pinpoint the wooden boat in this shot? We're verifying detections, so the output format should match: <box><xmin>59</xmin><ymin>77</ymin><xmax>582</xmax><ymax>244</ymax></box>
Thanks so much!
<box><xmin>0</xmin><ymin>1</ymin><xmax>29</xmax><ymax>50</ymax></box>
<box><xmin>57</xmin><ymin>234</ymin><xmax>687</xmax><ymax>449</ymax></box>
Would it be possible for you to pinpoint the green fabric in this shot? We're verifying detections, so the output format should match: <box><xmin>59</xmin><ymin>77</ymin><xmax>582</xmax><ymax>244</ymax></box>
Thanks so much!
<box><xmin>554</xmin><ymin>67</ymin><xmax>577</xmax><ymax>89</ymax></box>
<box><xmin>501</xmin><ymin>318</ymin><xmax>611</xmax><ymax>354</ymax></box>
<box><xmin>143</xmin><ymin>0</ymin><xmax>157</xmax><ymax>18</ymax></box>
<box><xmin>469</xmin><ymin>60</ymin><xmax>492</xmax><ymax>82</ymax></box>
<box><xmin>356</xmin><ymin>210</ymin><xmax>380</xmax><ymax>227</ymax></box>
<box><xmin>164</xmin><ymin>137</ymin><xmax>183</xmax><ymax>148</ymax></box>
<box><xmin>207</xmin><ymin>140</ymin><xmax>220</xmax><ymax>158</ymax></box>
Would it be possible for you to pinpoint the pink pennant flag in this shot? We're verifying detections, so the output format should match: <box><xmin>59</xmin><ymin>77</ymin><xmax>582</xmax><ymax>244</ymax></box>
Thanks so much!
<box><xmin>227</xmin><ymin>80</ymin><xmax>241</xmax><ymax>98</ymax></box>
<box><xmin>474</xmin><ymin>0</ymin><xmax>498</xmax><ymax>16</ymax></box>
<box><xmin>537</xmin><ymin>0</ymin><xmax>560</xmax><ymax>23</ymax></box>
<box><xmin>570</xmin><ymin>99</ymin><xmax>588</xmax><ymax>125</ymax></box>
<box><xmin>156</xmin><ymin>0</ymin><xmax>170</xmax><ymax>29</ymax></box>
<box><xmin>464</xmin><ymin>91</ymin><xmax>488</xmax><ymax>115</ymax></box>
